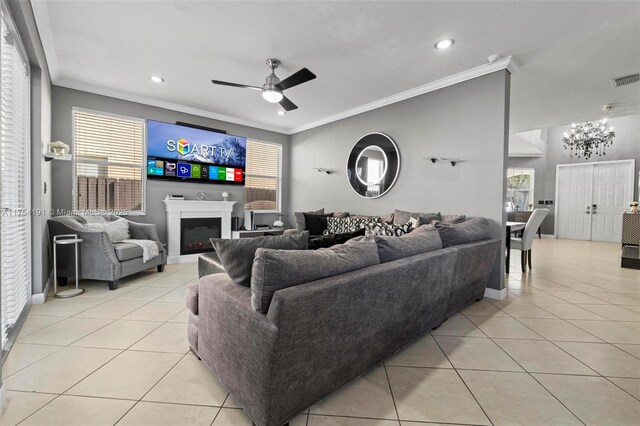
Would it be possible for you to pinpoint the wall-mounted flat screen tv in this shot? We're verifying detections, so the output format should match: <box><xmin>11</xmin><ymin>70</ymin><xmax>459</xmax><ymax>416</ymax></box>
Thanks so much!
<box><xmin>146</xmin><ymin>120</ymin><xmax>246</xmax><ymax>186</ymax></box>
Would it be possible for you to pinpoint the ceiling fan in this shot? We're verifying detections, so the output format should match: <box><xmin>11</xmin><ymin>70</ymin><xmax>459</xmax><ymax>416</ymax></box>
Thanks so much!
<box><xmin>211</xmin><ymin>59</ymin><xmax>316</xmax><ymax>112</ymax></box>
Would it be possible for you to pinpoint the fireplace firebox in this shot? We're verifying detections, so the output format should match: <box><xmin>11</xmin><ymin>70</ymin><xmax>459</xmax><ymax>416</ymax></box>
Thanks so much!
<box><xmin>180</xmin><ymin>217</ymin><xmax>221</xmax><ymax>255</ymax></box>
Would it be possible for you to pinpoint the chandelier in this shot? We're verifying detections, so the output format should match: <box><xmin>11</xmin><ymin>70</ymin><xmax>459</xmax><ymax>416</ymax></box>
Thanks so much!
<box><xmin>562</xmin><ymin>120</ymin><xmax>615</xmax><ymax>159</ymax></box>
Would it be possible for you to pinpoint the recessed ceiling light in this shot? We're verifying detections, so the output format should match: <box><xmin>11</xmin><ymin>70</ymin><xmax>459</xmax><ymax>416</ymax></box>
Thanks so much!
<box><xmin>150</xmin><ymin>76</ymin><xmax>164</xmax><ymax>83</ymax></box>
<box><xmin>277</xmin><ymin>110</ymin><xmax>286</xmax><ymax>116</ymax></box>
<box><xmin>434</xmin><ymin>39</ymin><xmax>455</xmax><ymax>50</ymax></box>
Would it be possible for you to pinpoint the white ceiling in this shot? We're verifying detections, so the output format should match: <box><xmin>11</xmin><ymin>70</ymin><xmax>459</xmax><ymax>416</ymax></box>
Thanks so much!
<box><xmin>32</xmin><ymin>1</ymin><xmax>640</xmax><ymax>135</ymax></box>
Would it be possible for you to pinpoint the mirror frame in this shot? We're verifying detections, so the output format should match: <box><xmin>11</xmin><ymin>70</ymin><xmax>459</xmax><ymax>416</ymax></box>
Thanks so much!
<box><xmin>346</xmin><ymin>132</ymin><xmax>401</xmax><ymax>199</ymax></box>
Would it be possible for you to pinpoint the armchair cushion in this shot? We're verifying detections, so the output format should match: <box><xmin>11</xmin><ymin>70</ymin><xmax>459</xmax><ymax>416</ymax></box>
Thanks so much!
<box><xmin>113</xmin><ymin>242</ymin><xmax>143</xmax><ymax>261</ymax></box>
<box><xmin>85</xmin><ymin>218</ymin><xmax>130</xmax><ymax>242</ymax></box>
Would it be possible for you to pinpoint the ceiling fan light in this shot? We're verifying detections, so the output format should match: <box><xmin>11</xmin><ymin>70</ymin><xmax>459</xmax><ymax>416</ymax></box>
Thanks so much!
<box><xmin>434</xmin><ymin>39</ymin><xmax>455</xmax><ymax>50</ymax></box>
<box><xmin>262</xmin><ymin>89</ymin><xmax>283</xmax><ymax>103</ymax></box>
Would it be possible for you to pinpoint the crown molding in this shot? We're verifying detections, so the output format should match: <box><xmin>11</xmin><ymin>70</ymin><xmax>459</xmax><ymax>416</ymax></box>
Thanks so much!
<box><xmin>30</xmin><ymin>0</ymin><xmax>58</xmax><ymax>80</ymax></box>
<box><xmin>289</xmin><ymin>55</ymin><xmax>520</xmax><ymax>134</ymax></box>
<box><xmin>54</xmin><ymin>79</ymin><xmax>290</xmax><ymax>134</ymax></box>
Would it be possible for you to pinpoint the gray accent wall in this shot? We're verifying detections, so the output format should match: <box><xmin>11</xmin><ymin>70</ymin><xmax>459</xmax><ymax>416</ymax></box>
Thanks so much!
<box><xmin>509</xmin><ymin>114</ymin><xmax>640</xmax><ymax>234</ymax></box>
<box><xmin>288</xmin><ymin>71</ymin><xmax>511</xmax><ymax>291</ymax></box>
<box><xmin>51</xmin><ymin>86</ymin><xmax>289</xmax><ymax>243</ymax></box>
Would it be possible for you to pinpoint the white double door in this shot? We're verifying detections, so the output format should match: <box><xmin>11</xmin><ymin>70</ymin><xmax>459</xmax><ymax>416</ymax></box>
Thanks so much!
<box><xmin>556</xmin><ymin>160</ymin><xmax>635</xmax><ymax>242</ymax></box>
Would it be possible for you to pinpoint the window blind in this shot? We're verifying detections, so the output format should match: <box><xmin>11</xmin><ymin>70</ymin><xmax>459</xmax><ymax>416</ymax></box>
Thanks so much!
<box><xmin>73</xmin><ymin>109</ymin><xmax>145</xmax><ymax>213</ymax></box>
<box><xmin>0</xmin><ymin>12</ymin><xmax>31</xmax><ymax>353</ymax></box>
<box><xmin>245</xmin><ymin>140</ymin><xmax>281</xmax><ymax>211</ymax></box>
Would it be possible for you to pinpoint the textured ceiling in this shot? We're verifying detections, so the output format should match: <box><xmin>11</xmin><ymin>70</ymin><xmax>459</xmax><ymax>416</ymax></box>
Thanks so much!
<box><xmin>33</xmin><ymin>1</ymin><xmax>640</xmax><ymax>134</ymax></box>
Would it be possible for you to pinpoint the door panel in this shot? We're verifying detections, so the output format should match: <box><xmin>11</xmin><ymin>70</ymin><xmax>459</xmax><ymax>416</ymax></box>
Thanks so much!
<box><xmin>591</xmin><ymin>162</ymin><xmax>633</xmax><ymax>242</ymax></box>
<box><xmin>557</xmin><ymin>165</ymin><xmax>593</xmax><ymax>240</ymax></box>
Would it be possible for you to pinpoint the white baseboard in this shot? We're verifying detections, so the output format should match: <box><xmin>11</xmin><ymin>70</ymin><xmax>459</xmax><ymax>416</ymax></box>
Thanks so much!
<box><xmin>0</xmin><ymin>382</ymin><xmax>7</xmax><ymax>415</ymax></box>
<box><xmin>167</xmin><ymin>254</ymin><xmax>200</xmax><ymax>264</ymax></box>
<box><xmin>31</xmin><ymin>271</ymin><xmax>52</xmax><ymax>305</ymax></box>
<box><xmin>484</xmin><ymin>287</ymin><xmax>507</xmax><ymax>300</ymax></box>
<box><xmin>541</xmin><ymin>234</ymin><xmax>555</xmax><ymax>239</ymax></box>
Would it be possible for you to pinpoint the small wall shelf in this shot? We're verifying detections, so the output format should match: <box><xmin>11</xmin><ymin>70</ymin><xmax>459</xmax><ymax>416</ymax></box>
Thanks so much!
<box><xmin>424</xmin><ymin>157</ymin><xmax>464</xmax><ymax>167</ymax></box>
<box><xmin>44</xmin><ymin>154</ymin><xmax>72</xmax><ymax>162</ymax></box>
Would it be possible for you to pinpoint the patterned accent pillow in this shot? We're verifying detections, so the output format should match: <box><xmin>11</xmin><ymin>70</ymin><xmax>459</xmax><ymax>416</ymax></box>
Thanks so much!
<box><xmin>327</xmin><ymin>216</ymin><xmax>381</xmax><ymax>234</ymax></box>
<box><xmin>365</xmin><ymin>221</ymin><xmax>413</xmax><ymax>237</ymax></box>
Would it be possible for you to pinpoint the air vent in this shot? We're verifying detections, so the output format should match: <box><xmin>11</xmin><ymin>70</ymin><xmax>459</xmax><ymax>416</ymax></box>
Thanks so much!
<box><xmin>611</xmin><ymin>73</ymin><xmax>639</xmax><ymax>87</ymax></box>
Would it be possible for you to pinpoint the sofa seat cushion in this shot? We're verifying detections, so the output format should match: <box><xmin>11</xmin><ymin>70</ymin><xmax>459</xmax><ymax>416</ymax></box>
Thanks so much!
<box><xmin>251</xmin><ymin>239</ymin><xmax>380</xmax><ymax>313</ymax></box>
<box><xmin>374</xmin><ymin>225</ymin><xmax>443</xmax><ymax>263</ymax></box>
<box><xmin>210</xmin><ymin>232</ymin><xmax>309</xmax><ymax>287</ymax></box>
<box><xmin>185</xmin><ymin>283</ymin><xmax>199</xmax><ymax>315</ymax></box>
<box><xmin>112</xmin><ymin>242</ymin><xmax>143</xmax><ymax>261</ymax></box>
<box><xmin>434</xmin><ymin>217</ymin><xmax>491</xmax><ymax>247</ymax></box>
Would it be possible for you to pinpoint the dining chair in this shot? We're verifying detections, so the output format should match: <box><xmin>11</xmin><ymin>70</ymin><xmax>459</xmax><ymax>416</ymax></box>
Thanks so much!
<box><xmin>510</xmin><ymin>208</ymin><xmax>550</xmax><ymax>272</ymax></box>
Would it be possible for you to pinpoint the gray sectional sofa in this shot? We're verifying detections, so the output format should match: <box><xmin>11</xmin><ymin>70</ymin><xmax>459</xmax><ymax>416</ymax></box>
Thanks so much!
<box><xmin>185</xmin><ymin>221</ymin><xmax>499</xmax><ymax>426</ymax></box>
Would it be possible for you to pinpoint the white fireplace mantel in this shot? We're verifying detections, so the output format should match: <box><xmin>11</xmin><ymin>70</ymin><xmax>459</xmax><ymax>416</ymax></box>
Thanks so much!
<box><xmin>163</xmin><ymin>200</ymin><xmax>236</xmax><ymax>264</ymax></box>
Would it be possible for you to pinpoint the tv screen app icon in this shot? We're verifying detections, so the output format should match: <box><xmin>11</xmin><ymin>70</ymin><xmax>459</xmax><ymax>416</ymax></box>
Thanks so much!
<box><xmin>177</xmin><ymin>163</ymin><xmax>191</xmax><ymax>178</ymax></box>
<box><xmin>191</xmin><ymin>164</ymin><xmax>201</xmax><ymax>179</ymax></box>
<box><xmin>147</xmin><ymin>159</ymin><xmax>164</xmax><ymax>176</ymax></box>
<box><xmin>164</xmin><ymin>161</ymin><xmax>177</xmax><ymax>177</ymax></box>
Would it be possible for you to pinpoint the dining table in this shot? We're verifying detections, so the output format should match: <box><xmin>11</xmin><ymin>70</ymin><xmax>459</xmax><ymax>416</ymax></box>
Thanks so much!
<box><xmin>506</xmin><ymin>221</ymin><xmax>526</xmax><ymax>274</ymax></box>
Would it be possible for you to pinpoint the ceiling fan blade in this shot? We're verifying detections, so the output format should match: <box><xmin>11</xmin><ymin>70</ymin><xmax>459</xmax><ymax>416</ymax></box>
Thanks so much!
<box><xmin>211</xmin><ymin>80</ymin><xmax>262</xmax><ymax>91</ymax></box>
<box><xmin>275</xmin><ymin>68</ymin><xmax>316</xmax><ymax>91</ymax></box>
<box><xmin>279</xmin><ymin>96</ymin><xmax>298</xmax><ymax>111</ymax></box>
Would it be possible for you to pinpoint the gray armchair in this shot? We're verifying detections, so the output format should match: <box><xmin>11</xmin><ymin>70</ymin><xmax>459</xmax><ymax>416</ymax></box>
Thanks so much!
<box><xmin>48</xmin><ymin>215</ymin><xmax>167</xmax><ymax>290</ymax></box>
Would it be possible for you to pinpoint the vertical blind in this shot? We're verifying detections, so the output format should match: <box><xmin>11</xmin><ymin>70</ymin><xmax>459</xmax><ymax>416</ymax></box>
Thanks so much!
<box><xmin>244</xmin><ymin>140</ymin><xmax>282</xmax><ymax>211</ymax></box>
<box><xmin>73</xmin><ymin>109</ymin><xmax>145</xmax><ymax>213</ymax></box>
<box><xmin>0</xmin><ymin>11</ymin><xmax>31</xmax><ymax>353</ymax></box>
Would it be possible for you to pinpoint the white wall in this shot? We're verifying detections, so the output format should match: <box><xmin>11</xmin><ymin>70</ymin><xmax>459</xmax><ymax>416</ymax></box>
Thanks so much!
<box><xmin>289</xmin><ymin>71</ymin><xmax>511</xmax><ymax>291</ymax></box>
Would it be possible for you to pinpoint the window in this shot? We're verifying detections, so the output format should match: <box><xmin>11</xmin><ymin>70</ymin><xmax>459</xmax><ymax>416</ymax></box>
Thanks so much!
<box><xmin>244</xmin><ymin>140</ymin><xmax>282</xmax><ymax>212</ymax></box>
<box><xmin>73</xmin><ymin>109</ymin><xmax>145</xmax><ymax>214</ymax></box>
<box><xmin>0</xmin><ymin>6</ymin><xmax>31</xmax><ymax>355</ymax></box>
<box><xmin>507</xmin><ymin>168</ymin><xmax>535</xmax><ymax>211</ymax></box>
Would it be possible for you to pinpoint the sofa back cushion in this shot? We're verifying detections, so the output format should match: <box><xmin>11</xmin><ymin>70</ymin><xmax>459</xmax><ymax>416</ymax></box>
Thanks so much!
<box><xmin>211</xmin><ymin>232</ymin><xmax>309</xmax><ymax>286</ymax></box>
<box><xmin>393</xmin><ymin>209</ymin><xmax>442</xmax><ymax>225</ymax></box>
<box><xmin>251</xmin><ymin>240</ymin><xmax>380</xmax><ymax>313</ymax></box>
<box><xmin>441</xmin><ymin>214</ymin><xmax>466</xmax><ymax>224</ymax></box>
<box><xmin>434</xmin><ymin>217</ymin><xmax>491</xmax><ymax>247</ymax></box>
<box><xmin>374</xmin><ymin>225</ymin><xmax>443</xmax><ymax>263</ymax></box>
<box><xmin>294</xmin><ymin>208</ymin><xmax>324</xmax><ymax>232</ymax></box>
<box><xmin>85</xmin><ymin>217</ymin><xmax>130</xmax><ymax>242</ymax></box>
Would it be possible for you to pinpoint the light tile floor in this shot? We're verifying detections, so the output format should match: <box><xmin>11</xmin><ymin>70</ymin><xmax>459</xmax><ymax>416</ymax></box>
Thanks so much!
<box><xmin>2</xmin><ymin>239</ymin><xmax>640</xmax><ymax>425</ymax></box>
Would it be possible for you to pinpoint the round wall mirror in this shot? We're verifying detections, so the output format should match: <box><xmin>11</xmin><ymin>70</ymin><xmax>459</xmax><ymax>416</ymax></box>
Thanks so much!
<box><xmin>347</xmin><ymin>132</ymin><xmax>400</xmax><ymax>199</ymax></box>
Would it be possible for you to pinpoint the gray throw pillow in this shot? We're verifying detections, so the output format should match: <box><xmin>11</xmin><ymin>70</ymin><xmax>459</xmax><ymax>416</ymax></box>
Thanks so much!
<box><xmin>250</xmin><ymin>240</ymin><xmax>380</xmax><ymax>313</ymax></box>
<box><xmin>442</xmin><ymin>214</ymin><xmax>466</xmax><ymax>224</ymax></box>
<box><xmin>393</xmin><ymin>209</ymin><xmax>442</xmax><ymax>225</ymax></box>
<box><xmin>210</xmin><ymin>232</ymin><xmax>309</xmax><ymax>286</ymax></box>
<box><xmin>294</xmin><ymin>208</ymin><xmax>324</xmax><ymax>232</ymax></box>
<box><xmin>434</xmin><ymin>217</ymin><xmax>491</xmax><ymax>247</ymax></box>
<box><xmin>381</xmin><ymin>212</ymin><xmax>395</xmax><ymax>224</ymax></box>
<box><xmin>374</xmin><ymin>225</ymin><xmax>443</xmax><ymax>263</ymax></box>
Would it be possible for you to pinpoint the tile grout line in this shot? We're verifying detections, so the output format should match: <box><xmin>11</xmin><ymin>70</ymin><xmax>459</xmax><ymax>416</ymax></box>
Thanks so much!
<box><xmin>112</xmin><ymin>351</ymin><xmax>191</xmax><ymax>425</ymax></box>
<box><xmin>476</xmin><ymin>323</ymin><xmax>588</xmax><ymax>426</ymax></box>
<box><xmin>5</xmin><ymin>267</ymin><xmax>196</xmax><ymax>425</ymax></box>
<box><xmin>209</xmin><ymin>394</ymin><xmax>229</xmax><ymax>426</ymax></box>
<box><xmin>430</xmin><ymin>332</ymin><xmax>494</xmax><ymax>426</ymax></box>
<box><xmin>381</xmin><ymin>362</ymin><xmax>401</xmax><ymax>425</ymax></box>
